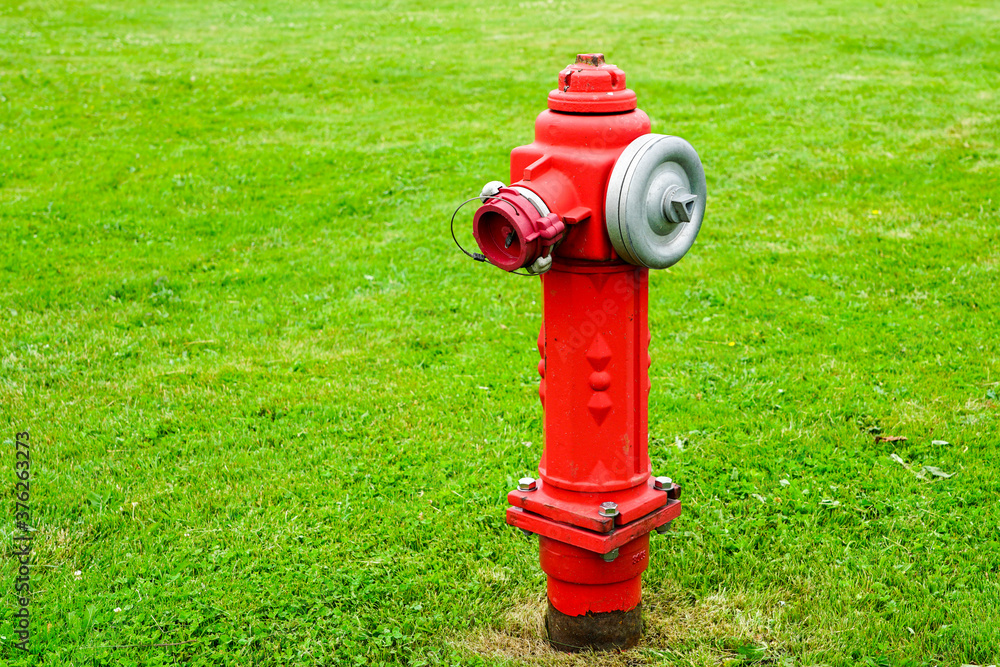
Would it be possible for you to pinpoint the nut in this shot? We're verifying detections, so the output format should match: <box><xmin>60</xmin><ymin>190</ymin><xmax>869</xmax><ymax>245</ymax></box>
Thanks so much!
<box><xmin>576</xmin><ymin>53</ymin><xmax>605</xmax><ymax>67</ymax></box>
<box><xmin>666</xmin><ymin>191</ymin><xmax>698</xmax><ymax>223</ymax></box>
<box><xmin>518</xmin><ymin>477</ymin><xmax>538</xmax><ymax>492</ymax></box>
<box><xmin>598</xmin><ymin>501</ymin><xmax>619</xmax><ymax>518</ymax></box>
<box><xmin>601</xmin><ymin>548</ymin><xmax>620</xmax><ymax>562</ymax></box>
<box><xmin>520</xmin><ymin>528</ymin><xmax>534</xmax><ymax>538</ymax></box>
<box><xmin>653</xmin><ymin>476</ymin><xmax>673</xmax><ymax>491</ymax></box>
<box><xmin>655</xmin><ymin>521</ymin><xmax>673</xmax><ymax>535</ymax></box>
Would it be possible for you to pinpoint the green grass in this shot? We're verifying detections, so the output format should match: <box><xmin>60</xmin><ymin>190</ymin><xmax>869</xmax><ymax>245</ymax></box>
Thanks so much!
<box><xmin>1</xmin><ymin>0</ymin><xmax>999</xmax><ymax>665</ymax></box>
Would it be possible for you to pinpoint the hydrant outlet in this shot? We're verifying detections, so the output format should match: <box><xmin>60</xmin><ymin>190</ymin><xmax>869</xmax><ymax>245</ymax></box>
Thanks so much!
<box><xmin>605</xmin><ymin>134</ymin><xmax>707</xmax><ymax>269</ymax></box>
<box><xmin>472</xmin><ymin>186</ymin><xmax>564</xmax><ymax>272</ymax></box>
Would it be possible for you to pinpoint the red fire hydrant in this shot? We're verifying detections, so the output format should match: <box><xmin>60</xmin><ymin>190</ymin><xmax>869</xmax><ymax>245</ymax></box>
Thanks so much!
<box><xmin>458</xmin><ymin>54</ymin><xmax>706</xmax><ymax>651</ymax></box>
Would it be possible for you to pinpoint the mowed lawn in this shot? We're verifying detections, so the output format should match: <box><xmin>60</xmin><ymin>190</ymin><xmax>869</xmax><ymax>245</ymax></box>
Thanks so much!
<box><xmin>1</xmin><ymin>1</ymin><xmax>999</xmax><ymax>665</ymax></box>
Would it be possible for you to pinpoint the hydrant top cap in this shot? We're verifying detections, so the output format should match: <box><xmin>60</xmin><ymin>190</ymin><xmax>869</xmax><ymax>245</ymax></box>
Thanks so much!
<box><xmin>548</xmin><ymin>53</ymin><xmax>637</xmax><ymax>114</ymax></box>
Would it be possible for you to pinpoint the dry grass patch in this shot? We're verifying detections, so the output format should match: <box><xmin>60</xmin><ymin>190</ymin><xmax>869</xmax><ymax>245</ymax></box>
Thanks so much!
<box><xmin>459</xmin><ymin>587</ymin><xmax>793</xmax><ymax>666</ymax></box>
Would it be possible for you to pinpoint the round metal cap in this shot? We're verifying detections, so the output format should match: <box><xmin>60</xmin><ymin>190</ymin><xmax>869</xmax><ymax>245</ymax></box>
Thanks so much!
<box><xmin>605</xmin><ymin>134</ymin><xmax>707</xmax><ymax>269</ymax></box>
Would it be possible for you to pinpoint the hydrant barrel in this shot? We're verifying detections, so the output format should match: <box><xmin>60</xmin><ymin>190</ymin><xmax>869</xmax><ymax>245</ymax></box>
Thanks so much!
<box><xmin>539</xmin><ymin>262</ymin><xmax>650</xmax><ymax>493</ymax></box>
<box><xmin>461</xmin><ymin>53</ymin><xmax>704</xmax><ymax>651</ymax></box>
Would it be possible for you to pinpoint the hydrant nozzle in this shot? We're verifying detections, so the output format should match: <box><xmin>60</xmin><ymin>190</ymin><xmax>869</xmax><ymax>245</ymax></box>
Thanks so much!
<box><xmin>473</xmin><ymin>186</ymin><xmax>565</xmax><ymax>272</ymax></box>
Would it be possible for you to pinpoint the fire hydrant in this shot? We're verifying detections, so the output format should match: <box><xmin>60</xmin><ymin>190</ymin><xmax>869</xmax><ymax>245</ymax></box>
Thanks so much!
<box><xmin>457</xmin><ymin>54</ymin><xmax>706</xmax><ymax>651</ymax></box>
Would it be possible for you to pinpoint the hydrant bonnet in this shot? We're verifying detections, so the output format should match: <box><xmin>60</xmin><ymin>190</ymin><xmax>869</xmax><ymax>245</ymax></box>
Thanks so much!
<box><xmin>547</xmin><ymin>53</ymin><xmax>637</xmax><ymax>114</ymax></box>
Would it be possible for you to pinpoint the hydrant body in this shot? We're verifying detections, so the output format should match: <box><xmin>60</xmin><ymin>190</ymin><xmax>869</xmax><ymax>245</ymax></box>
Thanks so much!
<box><xmin>467</xmin><ymin>54</ymin><xmax>705</xmax><ymax>651</ymax></box>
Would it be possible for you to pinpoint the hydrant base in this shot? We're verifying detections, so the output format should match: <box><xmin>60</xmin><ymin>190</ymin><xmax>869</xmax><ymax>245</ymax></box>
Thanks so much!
<box><xmin>546</xmin><ymin>600</ymin><xmax>642</xmax><ymax>652</ymax></box>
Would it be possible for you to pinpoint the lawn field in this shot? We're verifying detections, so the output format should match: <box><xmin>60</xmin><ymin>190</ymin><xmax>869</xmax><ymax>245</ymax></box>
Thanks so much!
<box><xmin>2</xmin><ymin>1</ymin><xmax>999</xmax><ymax>665</ymax></box>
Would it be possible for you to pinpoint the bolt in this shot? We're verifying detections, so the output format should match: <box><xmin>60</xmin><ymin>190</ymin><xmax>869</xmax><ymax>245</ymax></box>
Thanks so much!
<box><xmin>518</xmin><ymin>477</ymin><xmax>538</xmax><ymax>492</ymax></box>
<box><xmin>653</xmin><ymin>476</ymin><xmax>673</xmax><ymax>491</ymax></box>
<box><xmin>667</xmin><ymin>483</ymin><xmax>682</xmax><ymax>501</ymax></box>
<box><xmin>598</xmin><ymin>501</ymin><xmax>619</xmax><ymax>518</ymax></box>
<box><xmin>601</xmin><ymin>548</ymin><xmax>620</xmax><ymax>562</ymax></box>
<box><xmin>656</xmin><ymin>521</ymin><xmax>673</xmax><ymax>535</ymax></box>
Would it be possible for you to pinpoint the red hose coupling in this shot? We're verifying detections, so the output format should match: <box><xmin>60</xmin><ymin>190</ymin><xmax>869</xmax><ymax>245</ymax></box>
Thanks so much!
<box><xmin>472</xmin><ymin>186</ymin><xmax>565</xmax><ymax>272</ymax></box>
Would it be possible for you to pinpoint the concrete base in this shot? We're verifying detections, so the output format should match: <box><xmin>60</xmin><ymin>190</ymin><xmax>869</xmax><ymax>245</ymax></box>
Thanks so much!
<box><xmin>545</xmin><ymin>600</ymin><xmax>642</xmax><ymax>652</ymax></box>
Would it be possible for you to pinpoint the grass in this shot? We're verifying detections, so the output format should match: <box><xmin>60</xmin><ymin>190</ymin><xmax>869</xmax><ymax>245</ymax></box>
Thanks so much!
<box><xmin>1</xmin><ymin>0</ymin><xmax>999</xmax><ymax>665</ymax></box>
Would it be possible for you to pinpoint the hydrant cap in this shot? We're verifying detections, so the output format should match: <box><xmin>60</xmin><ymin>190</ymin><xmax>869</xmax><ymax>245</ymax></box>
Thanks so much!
<box><xmin>606</xmin><ymin>134</ymin><xmax>707</xmax><ymax>269</ymax></box>
<box><xmin>548</xmin><ymin>54</ymin><xmax>637</xmax><ymax>114</ymax></box>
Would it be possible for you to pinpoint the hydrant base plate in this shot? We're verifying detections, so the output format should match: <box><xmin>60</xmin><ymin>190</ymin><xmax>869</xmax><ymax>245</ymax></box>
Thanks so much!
<box><xmin>506</xmin><ymin>500</ymin><xmax>681</xmax><ymax>555</ymax></box>
<box><xmin>508</xmin><ymin>476</ymin><xmax>670</xmax><ymax>534</ymax></box>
